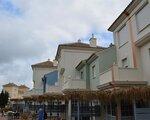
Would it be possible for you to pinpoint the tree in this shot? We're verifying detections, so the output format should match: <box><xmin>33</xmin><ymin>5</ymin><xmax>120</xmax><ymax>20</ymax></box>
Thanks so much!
<box><xmin>0</xmin><ymin>90</ymin><xmax>9</xmax><ymax>108</ymax></box>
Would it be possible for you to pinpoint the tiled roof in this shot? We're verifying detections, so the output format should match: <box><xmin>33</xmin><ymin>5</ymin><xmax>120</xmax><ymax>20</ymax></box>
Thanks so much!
<box><xmin>55</xmin><ymin>42</ymin><xmax>105</xmax><ymax>60</ymax></box>
<box><xmin>19</xmin><ymin>85</ymin><xmax>29</xmax><ymax>89</ymax></box>
<box><xmin>31</xmin><ymin>60</ymin><xmax>57</xmax><ymax>68</ymax></box>
<box><xmin>3</xmin><ymin>83</ymin><xmax>18</xmax><ymax>87</ymax></box>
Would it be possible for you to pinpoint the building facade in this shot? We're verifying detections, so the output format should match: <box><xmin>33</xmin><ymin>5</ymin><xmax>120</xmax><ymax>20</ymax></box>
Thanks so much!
<box><xmin>97</xmin><ymin>0</ymin><xmax>150</xmax><ymax>120</ymax></box>
<box><xmin>3</xmin><ymin>83</ymin><xmax>29</xmax><ymax>99</ymax></box>
<box><xmin>31</xmin><ymin>60</ymin><xmax>57</xmax><ymax>91</ymax></box>
<box><xmin>76</xmin><ymin>45</ymin><xmax>117</xmax><ymax>90</ymax></box>
<box><xmin>55</xmin><ymin>37</ymin><xmax>105</xmax><ymax>91</ymax></box>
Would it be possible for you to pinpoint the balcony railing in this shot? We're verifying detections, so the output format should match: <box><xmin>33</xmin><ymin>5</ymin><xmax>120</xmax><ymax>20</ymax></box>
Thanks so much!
<box><xmin>62</xmin><ymin>78</ymin><xmax>86</xmax><ymax>90</ymax></box>
<box><xmin>99</xmin><ymin>64</ymin><xmax>142</xmax><ymax>86</ymax></box>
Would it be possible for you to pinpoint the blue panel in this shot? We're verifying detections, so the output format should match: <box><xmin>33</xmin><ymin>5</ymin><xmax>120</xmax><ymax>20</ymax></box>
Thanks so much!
<box><xmin>44</xmin><ymin>70</ymin><xmax>58</xmax><ymax>86</ymax></box>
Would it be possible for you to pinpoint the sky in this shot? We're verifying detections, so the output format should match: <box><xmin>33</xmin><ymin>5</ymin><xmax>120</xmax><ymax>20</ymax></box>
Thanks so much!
<box><xmin>0</xmin><ymin>0</ymin><xmax>131</xmax><ymax>90</ymax></box>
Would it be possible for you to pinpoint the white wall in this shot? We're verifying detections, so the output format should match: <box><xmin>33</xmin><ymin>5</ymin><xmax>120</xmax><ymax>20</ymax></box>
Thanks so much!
<box><xmin>58</xmin><ymin>49</ymin><xmax>95</xmax><ymax>88</ymax></box>
<box><xmin>140</xmin><ymin>41</ymin><xmax>150</xmax><ymax>84</ymax></box>
<box><xmin>114</xmin><ymin>0</ymin><xmax>150</xmax><ymax>68</ymax></box>
<box><xmin>112</xmin><ymin>0</ymin><xmax>150</xmax><ymax>84</ymax></box>
<box><xmin>33</xmin><ymin>67</ymin><xmax>57</xmax><ymax>90</ymax></box>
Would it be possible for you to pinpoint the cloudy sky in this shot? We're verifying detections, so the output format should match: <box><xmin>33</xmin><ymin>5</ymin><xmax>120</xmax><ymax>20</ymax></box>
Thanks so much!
<box><xmin>0</xmin><ymin>0</ymin><xmax>131</xmax><ymax>90</ymax></box>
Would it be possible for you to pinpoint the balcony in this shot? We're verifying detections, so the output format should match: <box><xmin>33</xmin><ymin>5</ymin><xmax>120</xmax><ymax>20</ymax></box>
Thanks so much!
<box><xmin>98</xmin><ymin>65</ymin><xmax>147</xmax><ymax>90</ymax></box>
<box><xmin>62</xmin><ymin>78</ymin><xmax>86</xmax><ymax>90</ymax></box>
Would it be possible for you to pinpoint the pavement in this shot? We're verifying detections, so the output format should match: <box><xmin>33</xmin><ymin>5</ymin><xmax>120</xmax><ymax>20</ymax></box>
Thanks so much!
<box><xmin>0</xmin><ymin>115</ymin><xmax>7</xmax><ymax>120</ymax></box>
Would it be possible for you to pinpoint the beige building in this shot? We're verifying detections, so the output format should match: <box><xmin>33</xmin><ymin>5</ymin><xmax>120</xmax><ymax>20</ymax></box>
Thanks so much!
<box><xmin>99</xmin><ymin>0</ymin><xmax>150</xmax><ymax>89</ymax></box>
<box><xmin>3</xmin><ymin>83</ymin><xmax>29</xmax><ymax>99</ymax></box>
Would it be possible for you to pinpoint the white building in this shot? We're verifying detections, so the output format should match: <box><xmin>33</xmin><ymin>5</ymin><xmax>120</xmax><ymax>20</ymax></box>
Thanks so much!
<box><xmin>55</xmin><ymin>37</ymin><xmax>105</xmax><ymax>90</ymax></box>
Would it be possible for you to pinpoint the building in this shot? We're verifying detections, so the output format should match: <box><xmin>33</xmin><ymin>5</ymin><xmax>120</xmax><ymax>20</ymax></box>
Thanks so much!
<box><xmin>76</xmin><ymin>45</ymin><xmax>117</xmax><ymax>90</ymax></box>
<box><xmin>3</xmin><ymin>83</ymin><xmax>29</xmax><ymax>99</ymax></box>
<box><xmin>55</xmin><ymin>36</ymin><xmax>107</xmax><ymax>120</ymax></box>
<box><xmin>97</xmin><ymin>0</ymin><xmax>150</xmax><ymax>119</ymax></box>
<box><xmin>31</xmin><ymin>59</ymin><xmax>57</xmax><ymax>91</ymax></box>
<box><xmin>22</xmin><ymin>1</ymin><xmax>150</xmax><ymax>120</ymax></box>
<box><xmin>55</xmin><ymin>37</ymin><xmax>105</xmax><ymax>91</ymax></box>
<box><xmin>42</xmin><ymin>70</ymin><xmax>60</xmax><ymax>93</ymax></box>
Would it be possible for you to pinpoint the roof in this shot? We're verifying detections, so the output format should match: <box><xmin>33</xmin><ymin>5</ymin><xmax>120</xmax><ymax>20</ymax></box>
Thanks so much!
<box><xmin>19</xmin><ymin>85</ymin><xmax>29</xmax><ymax>89</ymax></box>
<box><xmin>108</xmin><ymin>0</ymin><xmax>141</xmax><ymax>31</ymax></box>
<box><xmin>31</xmin><ymin>60</ymin><xmax>57</xmax><ymax>68</ymax></box>
<box><xmin>55</xmin><ymin>42</ymin><xmax>105</xmax><ymax>60</ymax></box>
<box><xmin>3</xmin><ymin>83</ymin><xmax>18</xmax><ymax>87</ymax></box>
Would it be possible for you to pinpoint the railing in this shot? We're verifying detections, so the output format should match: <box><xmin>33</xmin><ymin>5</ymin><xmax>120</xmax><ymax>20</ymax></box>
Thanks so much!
<box><xmin>29</xmin><ymin>105</ymin><xmax>66</xmax><ymax>113</ymax></box>
<box><xmin>62</xmin><ymin>78</ymin><xmax>86</xmax><ymax>90</ymax></box>
<box><xmin>99</xmin><ymin>64</ymin><xmax>141</xmax><ymax>85</ymax></box>
<box><xmin>72</xmin><ymin>105</ymin><xmax>101</xmax><ymax>116</ymax></box>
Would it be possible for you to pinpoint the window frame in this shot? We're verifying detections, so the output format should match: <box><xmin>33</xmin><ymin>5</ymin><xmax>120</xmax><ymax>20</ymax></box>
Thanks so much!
<box><xmin>92</xmin><ymin>65</ymin><xmax>96</xmax><ymax>78</ymax></box>
<box><xmin>80</xmin><ymin>71</ymin><xmax>84</xmax><ymax>79</ymax></box>
<box><xmin>122</xmin><ymin>58</ymin><xmax>128</xmax><ymax>68</ymax></box>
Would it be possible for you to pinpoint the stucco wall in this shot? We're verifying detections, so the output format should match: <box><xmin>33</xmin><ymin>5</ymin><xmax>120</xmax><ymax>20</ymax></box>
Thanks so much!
<box><xmin>58</xmin><ymin>49</ymin><xmax>94</xmax><ymax>86</ymax></box>
<box><xmin>33</xmin><ymin>67</ymin><xmax>57</xmax><ymax>90</ymax></box>
<box><xmin>58</xmin><ymin>49</ymin><xmax>96</xmax><ymax>88</ymax></box>
<box><xmin>89</xmin><ymin>58</ymin><xmax>99</xmax><ymax>90</ymax></box>
<box><xmin>140</xmin><ymin>41</ymin><xmax>150</xmax><ymax>84</ymax></box>
<box><xmin>113</xmin><ymin>0</ymin><xmax>150</xmax><ymax>68</ymax></box>
<box><xmin>4</xmin><ymin>86</ymin><xmax>18</xmax><ymax>99</ymax></box>
<box><xmin>89</xmin><ymin>46</ymin><xmax>117</xmax><ymax>90</ymax></box>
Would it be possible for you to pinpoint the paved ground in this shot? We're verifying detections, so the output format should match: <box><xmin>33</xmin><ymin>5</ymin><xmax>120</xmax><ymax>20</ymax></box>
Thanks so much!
<box><xmin>0</xmin><ymin>115</ymin><xmax>7</xmax><ymax>120</ymax></box>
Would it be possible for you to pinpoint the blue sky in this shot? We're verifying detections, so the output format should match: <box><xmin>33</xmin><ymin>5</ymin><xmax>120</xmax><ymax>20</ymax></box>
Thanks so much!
<box><xmin>0</xmin><ymin>0</ymin><xmax>22</xmax><ymax>16</ymax></box>
<box><xmin>0</xmin><ymin>0</ymin><xmax>131</xmax><ymax>90</ymax></box>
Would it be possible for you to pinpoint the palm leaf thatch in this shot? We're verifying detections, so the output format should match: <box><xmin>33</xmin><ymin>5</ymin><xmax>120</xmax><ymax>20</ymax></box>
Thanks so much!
<box><xmin>23</xmin><ymin>86</ymin><xmax>150</xmax><ymax>102</ymax></box>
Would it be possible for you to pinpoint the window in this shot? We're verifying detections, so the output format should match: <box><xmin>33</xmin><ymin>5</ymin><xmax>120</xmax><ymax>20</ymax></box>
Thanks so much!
<box><xmin>80</xmin><ymin>71</ymin><xmax>84</xmax><ymax>79</ymax></box>
<box><xmin>92</xmin><ymin>65</ymin><xmax>96</xmax><ymax>78</ymax></box>
<box><xmin>136</xmin><ymin>3</ymin><xmax>150</xmax><ymax>32</ymax></box>
<box><xmin>118</xmin><ymin>24</ymin><xmax>129</xmax><ymax>46</ymax></box>
<box><xmin>122</xmin><ymin>58</ymin><xmax>128</xmax><ymax>68</ymax></box>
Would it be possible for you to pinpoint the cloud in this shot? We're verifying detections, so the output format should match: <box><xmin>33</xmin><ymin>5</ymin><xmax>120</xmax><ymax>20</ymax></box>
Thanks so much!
<box><xmin>0</xmin><ymin>0</ymin><xmax>131</xmax><ymax>90</ymax></box>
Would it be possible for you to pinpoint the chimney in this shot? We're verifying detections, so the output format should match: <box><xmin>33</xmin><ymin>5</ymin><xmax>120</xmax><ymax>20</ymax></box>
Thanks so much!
<box><xmin>78</xmin><ymin>39</ymin><xmax>81</xmax><ymax>43</ymax></box>
<box><xmin>53</xmin><ymin>59</ymin><xmax>58</xmax><ymax>66</ymax></box>
<box><xmin>89</xmin><ymin>34</ymin><xmax>97</xmax><ymax>47</ymax></box>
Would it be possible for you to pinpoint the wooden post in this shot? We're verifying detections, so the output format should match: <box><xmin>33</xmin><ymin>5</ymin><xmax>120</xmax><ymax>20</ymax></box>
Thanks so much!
<box><xmin>68</xmin><ymin>100</ymin><xmax>71</xmax><ymax>120</ymax></box>
<box><xmin>116</xmin><ymin>100</ymin><xmax>121</xmax><ymax>120</ymax></box>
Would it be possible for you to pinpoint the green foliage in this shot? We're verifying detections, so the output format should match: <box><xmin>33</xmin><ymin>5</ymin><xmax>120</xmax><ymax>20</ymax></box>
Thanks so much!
<box><xmin>0</xmin><ymin>90</ymin><xmax>9</xmax><ymax>108</ymax></box>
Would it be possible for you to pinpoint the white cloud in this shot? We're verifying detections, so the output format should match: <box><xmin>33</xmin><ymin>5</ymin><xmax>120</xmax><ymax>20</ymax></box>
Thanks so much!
<box><xmin>0</xmin><ymin>0</ymin><xmax>131</xmax><ymax>90</ymax></box>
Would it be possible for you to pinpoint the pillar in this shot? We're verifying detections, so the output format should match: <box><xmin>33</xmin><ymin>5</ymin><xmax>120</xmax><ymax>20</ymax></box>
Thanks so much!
<box><xmin>133</xmin><ymin>99</ymin><xmax>137</xmax><ymax>120</ymax></box>
<box><xmin>68</xmin><ymin>100</ymin><xmax>71</xmax><ymax>120</ymax></box>
<box><xmin>116</xmin><ymin>101</ymin><xmax>121</xmax><ymax>120</ymax></box>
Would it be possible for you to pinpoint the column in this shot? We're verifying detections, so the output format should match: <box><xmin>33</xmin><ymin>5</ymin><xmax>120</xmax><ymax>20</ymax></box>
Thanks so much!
<box><xmin>68</xmin><ymin>100</ymin><xmax>71</xmax><ymax>120</ymax></box>
<box><xmin>133</xmin><ymin>99</ymin><xmax>137</xmax><ymax>120</ymax></box>
<box><xmin>116</xmin><ymin>100</ymin><xmax>121</xmax><ymax>120</ymax></box>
